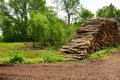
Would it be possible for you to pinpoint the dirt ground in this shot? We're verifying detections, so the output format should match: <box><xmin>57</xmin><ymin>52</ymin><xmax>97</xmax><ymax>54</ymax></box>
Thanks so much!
<box><xmin>0</xmin><ymin>50</ymin><xmax>120</xmax><ymax>80</ymax></box>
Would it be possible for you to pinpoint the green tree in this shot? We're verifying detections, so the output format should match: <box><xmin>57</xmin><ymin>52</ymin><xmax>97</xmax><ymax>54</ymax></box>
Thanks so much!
<box><xmin>28</xmin><ymin>10</ymin><xmax>74</xmax><ymax>49</ymax></box>
<box><xmin>74</xmin><ymin>7</ymin><xmax>94</xmax><ymax>26</ymax></box>
<box><xmin>96</xmin><ymin>4</ymin><xmax>120</xmax><ymax>25</ymax></box>
<box><xmin>115</xmin><ymin>10</ymin><xmax>120</xmax><ymax>23</ymax></box>
<box><xmin>54</xmin><ymin>0</ymin><xmax>80</xmax><ymax>26</ymax></box>
<box><xmin>0</xmin><ymin>0</ymin><xmax>47</xmax><ymax>42</ymax></box>
<box><xmin>96</xmin><ymin>4</ymin><xmax>118</xmax><ymax>18</ymax></box>
<box><xmin>28</xmin><ymin>12</ymin><xmax>49</xmax><ymax>47</ymax></box>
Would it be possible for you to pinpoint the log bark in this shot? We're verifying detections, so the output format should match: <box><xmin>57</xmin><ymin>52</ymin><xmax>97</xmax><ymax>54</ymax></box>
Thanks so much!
<box><xmin>60</xmin><ymin>18</ymin><xmax>120</xmax><ymax>59</ymax></box>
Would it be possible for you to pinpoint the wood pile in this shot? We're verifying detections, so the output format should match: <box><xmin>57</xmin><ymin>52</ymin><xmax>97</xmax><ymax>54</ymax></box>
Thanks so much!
<box><xmin>61</xmin><ymin>18</ymin><xmax>120</xmax><ymax>59</ymax></box>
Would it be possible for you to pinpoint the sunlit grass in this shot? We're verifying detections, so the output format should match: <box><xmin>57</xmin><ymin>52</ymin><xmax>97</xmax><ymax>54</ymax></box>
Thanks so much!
<box><xmin>0</xmin><ymin>50</ymin><xmax>65</xmax><ymax>63</ymax></box>
<box><xmin>0</xmin><ymin>58</ymin><xmax>11</xmax><ymax>63</ymax></box>
<box><xmin>86</xmin><ymin>45</ymin><xmax>120</xmax><ymax>61</ymax></box>
<box><xmin>24</xmin><ymin>58</ymin><xmax>44</xmax><ymax>64</ymax></box>
<box><xmin>0</xmin><ymin>42</ymin><xmax>24</xmax><ymax>49</ymax></box>
<box><xmin>0</xmin><ymin>42</ymin><xmax>65</xmax><ymax>63</ymax></box>
<box><xmin>0</xmin><ymin>42</ymin><xmax>120</xmax><ymax>63</ymax></box>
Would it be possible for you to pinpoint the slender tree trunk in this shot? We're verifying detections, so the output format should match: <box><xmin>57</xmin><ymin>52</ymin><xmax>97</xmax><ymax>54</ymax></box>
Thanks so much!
<box><xmin>67</xmin><ymin>13</ymin><xmax>71</xmax><ymax>27</ymax></box>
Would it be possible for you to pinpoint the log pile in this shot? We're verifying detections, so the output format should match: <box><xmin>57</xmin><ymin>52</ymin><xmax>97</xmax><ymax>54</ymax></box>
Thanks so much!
<box><xmin>61</xmin><ymin>18</ymin><xmax>120</xmax><ymax>59</ymax></box>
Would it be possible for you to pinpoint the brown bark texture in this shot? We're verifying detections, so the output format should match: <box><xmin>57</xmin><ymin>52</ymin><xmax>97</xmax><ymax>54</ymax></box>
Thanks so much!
<box><xmin>61</xmin><ymin>18</ymin><xmax>120</xmax><ymax>59</ymax></box>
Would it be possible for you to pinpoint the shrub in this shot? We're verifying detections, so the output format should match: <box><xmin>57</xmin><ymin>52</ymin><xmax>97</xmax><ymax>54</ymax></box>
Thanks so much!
<box><xmin>28</xmin><ymin>12</ymin><xmax>75</xmax><ymax>49</ymax></box>
<box><xmin>86</xmin><ymin>45</ymin><xmax>120</xmax><ymax>61</ymax></box>
<box><xmin>87</xmin><ymin>50</ymin><xmax>108</xmax><ymax>61</ymax></box>
<box><xmin>9</xmin><ymin>50</ymin><xmax>25</xmax><ymax>63</ymax></box>
<box><xmin>42</xmin><ymin>50</ymin><xmax>65</xmax><ymax>63</ymax></box>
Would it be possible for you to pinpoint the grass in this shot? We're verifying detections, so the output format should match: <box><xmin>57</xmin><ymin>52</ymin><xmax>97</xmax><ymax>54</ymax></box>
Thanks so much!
<box><xmin>24</xmin><ymin>58</ymin><xmax>44</xmax><ymax>64</ymax></box>
<box><xmin>0</xmin><ymin>50</ymin><xmax>65</xmax><ymax>64</ymax></box>
<box><xmin>0</xmin><ymin>42</ymin><xmax>120</xmax><ymax>63</ymax></box>
<box><xmin>41</xmin><ymin>50</ymin><xmax>65</xmax><ymax>63</ymax></box>
<box><xmin>86</xmin><ymin>50</ymin><xmax>108</xmax><ymax>61</ymax></box>
<box><xmin>86</xmin><ymin>45</ymin><xmax>120</xmax><ymax>61</ymax></box>
<box><xmin>0</xmin><ymin>42</ymin><xmax>24</xmax><ymax>49</ymax></box>
<box><xmin>0</xmin><ymin>42</ymin><xmax>65</xmax><ymax>63</ymax></box>
<box><xmin>0</xmin><ymin>58</ymin><xmax>10</xmax><ymax>63</ymax></box>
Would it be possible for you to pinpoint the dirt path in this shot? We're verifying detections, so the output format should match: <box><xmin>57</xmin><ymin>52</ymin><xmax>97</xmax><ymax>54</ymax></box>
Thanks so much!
<box><xmin>0</xmin><ymin>51</ymin><xmax>120</xmax><ymax>80</ymax></box>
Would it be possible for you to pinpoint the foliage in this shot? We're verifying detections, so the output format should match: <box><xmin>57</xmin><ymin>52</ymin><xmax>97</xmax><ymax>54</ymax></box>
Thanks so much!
<box><xmin>53</xmin><ymin>0</ymin><xmax>80</xmax><ymax>26</ymax></box>
<box><xmin>41</xmin><ymin>50</ymin><xmax>65</xmax><ymax>63</ymax></box>
<box><xmin>0</xmin><ymin>42</ymin><xmax>66</xmax><ymax>63</ymax></box>
<box><xmin>96</xmin><ymin>3</ymin><xmax>120</xmax><ymax>25</ymax></box>
<box><xmin>0</xmin><ymin>35</ymin><xmax>3</xmax><ymax>41</ymax></box>
<box><xmin>0</xmin><ymin>42</ymin><xmax>120</xmax><ymax>63</ymax></box>
<box><xmin>0</xmin><ymin>0</ymin><xmax>93</xmax><ymax>50</ymax></box>
<box><xmin>0</xmin><ymin>50</ymin><xmax>65</xmax><ymax>64</ymax></box>
<box><xmin>74</xmin><ymin>6</ymin><xmax>94</xmax><ymax>27</ymax></box>
<box><xmin>11</xmin><ymin>50</ymin><xmax>65</xmax><ymax>63</ymax></box>
<box><xmin>96</xmin><ymin>4</ymin><xmax>120</xmax><ymax>19</ymax></box>
<box><xmin>28</xmin><ymin>12</ymin><xmax>75</xmax><ymax>49</ymax></box>
<box><xmin>9</xmin><ymin>50</ymin><xmax>25</xmax><ymax>63</ymax></box>
<box><xmin>0</xmin><ymin>0</ymin><xmax>47</xmax><ymax>42</ymax></box>
<box><xmin>28</xmin><ymin>12</ymin><xmax>49</xmax><ymax>47</ymax></box>
<box><xmin>86</xmin><ymin>45</ymin><xmax>120</xmax><ymax>61</ymax></box>
<box><xmin>96</xmin><ymin>4</ymin><xmax>120</xmax><ymax>25</ymax></box>
<box><xmin>0</xmin><ymin>42</ymin><xmax>24</xmax><ymax>49</ymax></box>
<box><xmin>86</xmin><ymin>50</ymin><xmax>108</xmax><ymax>61</ymax></box>
<box><xmin>0</xmin><ymin>58</ymin><xmax>10</xmax><ymax>63</ymax></box>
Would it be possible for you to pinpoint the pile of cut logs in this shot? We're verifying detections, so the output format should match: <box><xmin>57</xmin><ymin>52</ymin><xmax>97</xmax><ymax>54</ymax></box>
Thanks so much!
<box><xmin>61</xmin><ymin>18</ymin><xmax>120</xmax><ymax>59</ymax></box>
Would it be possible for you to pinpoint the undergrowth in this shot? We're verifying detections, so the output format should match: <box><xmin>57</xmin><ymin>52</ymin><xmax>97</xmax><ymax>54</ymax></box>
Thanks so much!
<box><xmin>0</xmin><ymin>42</ymin><xmax>120</xmax><ymax>64</ymax></box>
<box><xmin>86</xmin><ymin>45</ymin><xmax>120</xmax><ymax>61</ymax></box>
<box><xmin>9</xmin><ymin>50</ymin><xmax>25</xmax><ymax>63</ymax></box>
<box><xmin>0</xmin><ymin>50</ymin><xmax>65</xmax><ymax>64</ymax></box>
<box><xmin>0</xmin><ymin>42</ymin><xmax>24</xmax><ymax>49</ymax></box>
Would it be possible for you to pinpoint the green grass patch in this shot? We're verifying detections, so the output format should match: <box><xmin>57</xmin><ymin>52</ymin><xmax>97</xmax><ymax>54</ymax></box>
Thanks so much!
<box><xmin>0</xmin><ymin>58</ymin><xmax>10</xmax><ymax>63</ymax></box>
<box><xmin>22</xmin><ymin>50</ymin><xmax>65</xmax><ymax>63</ymax></box>
<box><xmin>0</xmin><ymin>42</ymin><xmax>24</xmax><ymax>49</ymax></box>
<box><xmin>0</xmin><ymin>50</ymin><xmax>11</xmax><ymax>58</ymax></box>
<box><xmin>86</xmin><ymin>50</ymin><xmax>109</xmax><ymax>61</ymax></box>
<box><xmin>0</xmin><ymin>49</ymin><xmax>65</xmax><ymax>64</ymax></box>
<box><xmin>1</xmin><ymin>42</ymin><xmax>120</xmax><ymax>63</ymax></box>
<box><xmin>86</xmin><ymin>45</ymin><xmax>120</xmax><ymax>61</ymax></box>
<box><xmin>41</xmin><ymin>50</ymin><xmax>65</xmax><ymax>63</ymax></box>
<box><xmin>24</xmin><ymin>58</ymin><xmax>44</xmax><ymax>64</ymax></box>
<box><xmin>0</xmin><ymin>42</ymin><xmax>66</xmax><ymax>64</ymax></box>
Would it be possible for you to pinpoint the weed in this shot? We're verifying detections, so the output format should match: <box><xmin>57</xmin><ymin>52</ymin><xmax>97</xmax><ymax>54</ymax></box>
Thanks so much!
<box><xmin>86</xmin><ymin>45</ymin><xmax>120</xmax><ymax>61</ymax></box>
<box><xmin>0</xmin><ymin>42</ymin><xmax>24</xmax><ymax>49</ymax></box>
<box><xmin>9</xmin><ymin>50</ymin><xmax>25</xmax><ymax>63</ymax></box>
<box><xmin>0</xmin><ymin>58</ymin><xmax>10</xmax><ymax>63</ymax></box>
<box><xmin>86</xmin><ymin>50</ymin><xmax>108</xmax><ymax>61</ymax></box>
<box><xmin>23</xmin><ymin>58</ymin><xmax>44</xmax><ymax>64</ymax></box>
<box><xmin>42</xmin><ymin>50</ymin><xmax>65</xmax><ymax>63</ymax></box>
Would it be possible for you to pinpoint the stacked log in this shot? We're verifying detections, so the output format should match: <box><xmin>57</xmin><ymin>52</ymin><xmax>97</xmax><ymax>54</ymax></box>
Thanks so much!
<box><xmin>61</xmin><ymin>18</ymin><xmax>120</xmax><ymax>59</ymax></box>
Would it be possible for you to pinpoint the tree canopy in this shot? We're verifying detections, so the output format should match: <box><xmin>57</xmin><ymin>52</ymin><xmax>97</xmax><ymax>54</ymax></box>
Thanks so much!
<box><xmin>0</xmin><ymin>0</ymin><xmax>96</xmax><ymax>48</ymax></box>
<box><xmin>74</xmin><ymin>6</ymin><xmax>94</xmax><ymax>26</ymax></box>
<box><xmin>53</xmin><ymin>0</ymin><xmax>80</xmax><ymax>26</ymax></box>
<box><xmin>0</xmin><ymin>0</ymin><xmax>47</xmax><ymax>41</ymax></box>
<box><xmin>96</xmin><ymin>4</ymin><xmax>120</xmax><ymax>18</ymax></box>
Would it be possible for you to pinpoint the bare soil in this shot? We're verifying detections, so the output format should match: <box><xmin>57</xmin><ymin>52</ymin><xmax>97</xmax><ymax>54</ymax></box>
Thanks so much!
<box><xmin>0</xmin><ymin>50</ymin><xmax>120</xmax><ymax>80</ymax></box>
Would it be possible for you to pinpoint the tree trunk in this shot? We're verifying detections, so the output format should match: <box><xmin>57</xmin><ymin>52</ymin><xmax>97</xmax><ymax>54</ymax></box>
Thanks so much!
<box><xmin>67</xmin><ymin>13</ymin><xmax>71</xmax><ymax>27</ymax></box>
